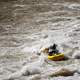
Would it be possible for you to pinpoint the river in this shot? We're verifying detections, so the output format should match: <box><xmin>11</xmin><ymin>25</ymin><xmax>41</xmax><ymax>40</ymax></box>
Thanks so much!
<box><xmin>0</xmin><ymin>0</ymin><xmax>80</xmax><ymax>80</ymax></box>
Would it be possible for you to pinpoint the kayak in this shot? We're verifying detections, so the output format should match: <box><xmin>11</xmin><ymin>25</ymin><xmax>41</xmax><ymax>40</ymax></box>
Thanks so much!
<box><xmin>48</xmin><ymin>53</ymin><xmax>64</xmax><ymax>61</ymax></box>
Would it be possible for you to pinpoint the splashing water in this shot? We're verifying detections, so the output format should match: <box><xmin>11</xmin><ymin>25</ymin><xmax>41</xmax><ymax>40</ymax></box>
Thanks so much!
<box><xmin>0</xmin><ymin>0</ymin><xmax>80</xmax><ymax>80</ymax></box>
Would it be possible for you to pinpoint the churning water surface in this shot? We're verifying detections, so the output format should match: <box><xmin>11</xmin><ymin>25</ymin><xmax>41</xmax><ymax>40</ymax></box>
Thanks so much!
<box><xmin>0</xmin><ymin>0</ymin><xmax>80</xmax><ymax>80</ymax></box>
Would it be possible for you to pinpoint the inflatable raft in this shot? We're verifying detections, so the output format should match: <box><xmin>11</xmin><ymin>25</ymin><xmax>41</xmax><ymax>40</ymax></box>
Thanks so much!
<box><xmin>48</xmin><ymin>53</ymin><xmax>64</xmax><ymax>61</ymax></box>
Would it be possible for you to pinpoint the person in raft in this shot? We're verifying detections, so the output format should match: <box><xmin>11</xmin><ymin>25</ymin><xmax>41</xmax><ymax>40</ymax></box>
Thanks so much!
<box><xmin>48</xmin><ymin>43</ymin><xmax>60</xmax><ymax>56</ymax></box>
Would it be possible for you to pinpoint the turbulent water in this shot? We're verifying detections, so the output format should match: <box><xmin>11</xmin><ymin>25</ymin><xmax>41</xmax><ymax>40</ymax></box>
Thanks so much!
<box><xmin>0</xmin><ymin>0</ymin><xmax>80</xmax><ymax>80</ymax></box>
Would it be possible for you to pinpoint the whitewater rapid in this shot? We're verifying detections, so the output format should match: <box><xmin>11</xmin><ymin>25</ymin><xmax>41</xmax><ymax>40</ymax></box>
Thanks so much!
<box><xmin>0</xmin><ymin>0</ymin><xmax>80</xmax><ymax>80</ymax></box>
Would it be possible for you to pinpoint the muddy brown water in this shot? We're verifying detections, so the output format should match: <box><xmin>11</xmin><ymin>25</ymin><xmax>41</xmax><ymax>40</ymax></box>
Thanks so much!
<box><xmin>0</xmin><ymin>0</ymin><xmax>80</xmax><ymax>80</ymax></box>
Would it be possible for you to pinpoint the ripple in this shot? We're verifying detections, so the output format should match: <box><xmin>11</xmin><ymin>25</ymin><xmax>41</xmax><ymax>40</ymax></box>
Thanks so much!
<box><xmin>68</xmin><ymin>4</ymin><xmax>80</xmax><ymax>10</ymax></box>
<box><xmin>1</xmin><ymin>1</ymin><xmax>80</xmax><ymax>80</ymax></box>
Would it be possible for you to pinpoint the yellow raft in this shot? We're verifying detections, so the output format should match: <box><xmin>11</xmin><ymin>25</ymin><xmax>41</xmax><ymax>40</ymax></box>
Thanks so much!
<box><xmin>48</xmin><ymin>53</ymin><xmax>64</xmax><ymax>61</ymax></box>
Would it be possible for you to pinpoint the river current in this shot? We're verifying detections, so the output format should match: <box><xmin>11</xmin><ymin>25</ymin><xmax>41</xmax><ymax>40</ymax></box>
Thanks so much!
<box><xmin>0</xmin><ymin>0</ymin><xmax>80</xmax><ymax>80</ymax></box>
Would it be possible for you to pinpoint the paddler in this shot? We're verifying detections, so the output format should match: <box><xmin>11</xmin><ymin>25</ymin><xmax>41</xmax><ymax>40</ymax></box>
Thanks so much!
<box><xmin>48</xmin><ymin>43</ymin><xmax>60</xmax><ymax>56</ymax></box>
